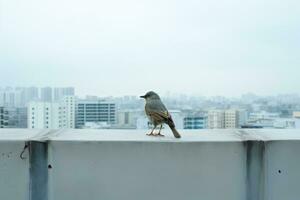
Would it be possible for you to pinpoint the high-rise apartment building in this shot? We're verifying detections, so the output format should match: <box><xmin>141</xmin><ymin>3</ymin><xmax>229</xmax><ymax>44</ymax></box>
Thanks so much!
<box><xmin>41</xmin><ymin>87</ymin><xmax>53</xmax><ymax>102</ymax></box>
<box><xmin>0</xmin><ymin>87</ymin><xmax>75</xmax><ymax>106</ymax></box>
<box><xmin>62</xmin><ymin>96</ymin><xmax>76</xmax><ymax>128</ymax></box>
<box><xmin>225</xmin><ymin>109</ymin><xmax>239</xmax><ymax>128</ymax></box>
<box><xmin>75</xmin><ymin>100</ymin><xmax>116</xmax><ymax>128</ymax></box>
<box><xmin>54</xmin><ymin>87</ymin><xmax>75</xmax><ymax>101</ymax></box>
<box><xmin>0</xmin><ymin>87</ymin><xmax>39</xmax><ymax>107</ymax></box>
<box><xmin>208</xmin><ymin>109</ymin><xmax>241</xmax><ymax>129</ymax></box>
<box><xmin>28</xmin><ymin>96</ymin><xmax>75</xmax><ymax>129</ymax></box>
<box><xmin>24</xmin><ymin>87</ymin><xmax>39</xmax><ymax>105</ymax></box>
<box><xmin>208</xmin><ymin>110</ymin><xmax>225</xmax><ymax>129</ymax></box>
<box><xmin>0</xmin><ymin>87</ymin><xmax>15</xmax><ymax>107</ymax></box>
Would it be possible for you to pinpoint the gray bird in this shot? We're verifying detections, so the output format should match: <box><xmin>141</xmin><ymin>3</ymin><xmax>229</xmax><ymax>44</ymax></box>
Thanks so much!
<box><xmin>140</xmin><ymin>91</ymin><xmax>181</xmax><ymax>138</ymax></box>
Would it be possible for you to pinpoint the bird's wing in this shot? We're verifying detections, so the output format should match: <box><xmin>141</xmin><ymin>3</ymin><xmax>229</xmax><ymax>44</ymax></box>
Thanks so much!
<box><xmin>145</xmin><ymin>100</ymin><xmax>174</xmax><ymax>125</ymax></box>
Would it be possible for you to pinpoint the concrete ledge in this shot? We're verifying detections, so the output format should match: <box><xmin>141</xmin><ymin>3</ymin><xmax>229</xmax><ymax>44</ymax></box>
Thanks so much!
<box><xmin>0</xmin><ymin>129</ymin><xmax>300</xmax><ymax>200</ymax></box>
<box><xmin>2</xmin><ymin>129</ymin><xmax>300</xmax><ymax>142</ymax></box>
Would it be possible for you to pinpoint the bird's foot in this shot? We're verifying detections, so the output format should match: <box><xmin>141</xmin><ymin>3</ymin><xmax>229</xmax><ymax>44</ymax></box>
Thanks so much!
<box><xmin>155</xmin><ymin>133</ymin><xmax>165</xmax><ymax>137</ymax></box>
<box><xmin>146</xmin><ymin>132</ymin><xmax>155</xmax><ymax>136</ymax></box>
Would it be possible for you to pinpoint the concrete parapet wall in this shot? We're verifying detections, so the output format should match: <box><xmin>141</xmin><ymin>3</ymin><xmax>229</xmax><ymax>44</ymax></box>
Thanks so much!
<box><xmin>0</xmin><ymin>129</ymin><xmax>300</xmax><ymax>200</ymax></box>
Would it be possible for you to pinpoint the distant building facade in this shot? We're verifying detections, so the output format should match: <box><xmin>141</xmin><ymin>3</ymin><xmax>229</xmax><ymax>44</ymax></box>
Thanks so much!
<box><xmin>28</xmin><ymin>96</ymin><xmax>75</xmax><ymax>129</ymax></box>
<box><xmin>208</xmin><ymin>109</ymin><xmax>242</xmax><ymax>129</ymax></box>
<box><xmin>0</xmin><ymin>107</ymin><xmax>8</xmax><ymax>128</ymax></box>
<box><xmin>0</xmin><ymin>87</ymin><xmax>39</xmax><ymax>107</ymax></box>
<box><xmin>184</xmin><ymin>113</ymin><xmax>207</xmax><ymax>129</ymax></box>
<box><xmin>224</xmin><ymin>110</ymin><xmax>240</xmax><ymax>128</ymax></box>
<box><xmin>0</xmin><ymin>87</ymin><xmax>17</xmax><ymax>107</ymax></box>
<box><xmin>75</xmin><ymin>100</ymin><xmax>116</xmax><ymax>128</ymax></box>
<box><xmin>0</xmin><ymin>107</ymin><xmax>27</xmax><ymax>128</ymax></box>
<box><xmin>208</xmin><ymin>110</ymin><xmax>225</xmax><ymax>129</ymax></box>
<box><xmin>248</xmin><ymin>111</ymin><xmax>280</xmax><ymax>122</ymax></box>
<box><xmin>54</xmin><ymin>87</ymin><xmax>75</xmax><ymax>101</ymax></box>
<box><xmin>40</xmin><ymin>87</ymin><xmax>53</xmax><ymax>102</ymax></box>
<box><xmin>117</xmin><ymin>109</ymin><xmax>142</xmax><ymax>129</ymax></box>
<box><xmin>245</xmin><ymin>111</ymin><xmax>280</xmax><ymax>128</ymax></box>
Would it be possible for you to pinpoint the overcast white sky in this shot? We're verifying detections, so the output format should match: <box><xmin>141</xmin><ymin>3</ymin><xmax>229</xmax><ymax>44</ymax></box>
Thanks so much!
<box><xmin>0</xmin><ymin>0</ymin><xmax>299</xmax><ymax>97</ymax></box>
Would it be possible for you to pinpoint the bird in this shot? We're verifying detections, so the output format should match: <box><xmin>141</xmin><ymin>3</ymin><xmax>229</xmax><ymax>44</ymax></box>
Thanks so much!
<box><xmin>140</xmin><ymin>91</ymin><xmax>181</xmax><ymax>138</ymax></box>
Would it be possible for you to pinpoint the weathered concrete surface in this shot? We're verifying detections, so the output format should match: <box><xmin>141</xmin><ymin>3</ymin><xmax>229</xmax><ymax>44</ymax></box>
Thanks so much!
<box><xmin>0</xmin><ymin>129</ymin><xmax>300</xmax><ymax>200</ymax></box>
<box><xmin>0</xmin><ymin>141</ymin><xmax>30</xmax><ymax>200</ymax></box>
<box><xmin>264</xmin><ymin>141</ymin><xmax>300</xmax><ymax>200</ymax></box>
<box><xmin>48</xmin><ymin>141</ymin><xmax>245</xmax><ymax>200</ymax></box>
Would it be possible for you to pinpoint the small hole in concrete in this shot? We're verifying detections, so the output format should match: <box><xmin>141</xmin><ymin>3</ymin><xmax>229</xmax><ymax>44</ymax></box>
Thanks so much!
<box><xmin>48</xmin><ymin>164</ymin><xmax>52</xmax><ymax>169</ymax></box>
<box><xmin>278</xmin><ymin>170</ymin><xmax>282</xmax><ymax>174</ymax></box>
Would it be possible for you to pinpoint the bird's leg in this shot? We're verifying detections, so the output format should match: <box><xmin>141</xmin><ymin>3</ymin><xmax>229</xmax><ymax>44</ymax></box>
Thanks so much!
<box><xmin>146</xmin><ymin>125</ymin><xmax>157</xmax><ymax>136</ymax></box>
<box><xmin>156</xmin><ymin>124</ymin><xmax>164</xmax><ymax>137</ymax></box>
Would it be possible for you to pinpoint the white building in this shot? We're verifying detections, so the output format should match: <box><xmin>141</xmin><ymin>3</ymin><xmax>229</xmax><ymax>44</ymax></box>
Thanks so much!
<box><xmin>28</xmin><ymin>96</ymin><xmax>75</xmax><ymax>129</ymax></box>
<box><xmin>208</xmin><ymin>110</ymin><xmax>225</xmax><ymax>129</ymax></box>
<box><xmin>208</xmin><ymin>109</ymin><xmax>243</xmax><ymax>129</ymax></box>
<box><xmin>225</xmin><ymin>110</ymin><xmax>240</xmax><ymax>129</ymax></box>
<box><xmin>62</xmin><ymin>96</ymin><xmax>76</xmax><ymax>128</ymax></box>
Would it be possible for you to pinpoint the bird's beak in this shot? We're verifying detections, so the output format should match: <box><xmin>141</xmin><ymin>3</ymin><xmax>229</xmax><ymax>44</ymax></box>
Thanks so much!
<box><xmin>140</xmin><ymin>95</ymin><xmax>146</xmax><ymax>99</ymax></box>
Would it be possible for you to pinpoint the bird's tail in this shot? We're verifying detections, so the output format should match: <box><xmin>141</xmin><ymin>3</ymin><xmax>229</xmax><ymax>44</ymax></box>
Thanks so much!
<box><xmin>170</xmin><ymin>126</ymin><xmax>181</xmax><ymax>138</ymax></box>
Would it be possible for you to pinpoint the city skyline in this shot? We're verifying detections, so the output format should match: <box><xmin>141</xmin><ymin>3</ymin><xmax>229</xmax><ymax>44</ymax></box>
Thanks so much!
<box><xmin>1</xmin><ymin>85</ymin><xmax>300</xmax><ymax>130</ymax></box>
<box><xmin>1</xmin><ymin>86</ymin><xmax>300</xmax><ymax>99</ymax></box>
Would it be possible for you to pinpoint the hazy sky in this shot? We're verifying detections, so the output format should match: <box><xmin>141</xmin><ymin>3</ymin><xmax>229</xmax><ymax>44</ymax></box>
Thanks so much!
<box><xmin>0</xmin><ymin>0</ymin><xmax>299</xmax><ymax>97</ymax></box>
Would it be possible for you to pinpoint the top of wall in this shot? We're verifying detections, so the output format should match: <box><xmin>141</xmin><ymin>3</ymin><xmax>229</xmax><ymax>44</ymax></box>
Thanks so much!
<box><xmin>0</xmin><ymin>129</ymin><xmax>300</xmax><ymax>142</ymax></box>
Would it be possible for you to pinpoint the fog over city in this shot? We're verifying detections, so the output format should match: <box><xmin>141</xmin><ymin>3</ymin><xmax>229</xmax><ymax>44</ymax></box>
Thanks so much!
<box><xmin>2</xmin><ymin>1</ymin><xmax>300</xmax><ymax>199</ymax></box>
<box><xmin>1</xmin><ymin>0</ymin><xmax>300</xmax><ymax>97</ymax></box>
